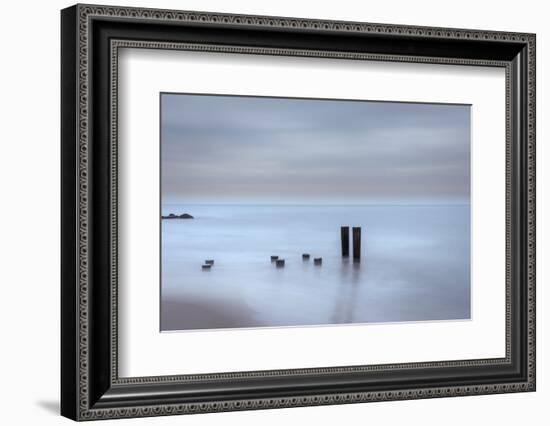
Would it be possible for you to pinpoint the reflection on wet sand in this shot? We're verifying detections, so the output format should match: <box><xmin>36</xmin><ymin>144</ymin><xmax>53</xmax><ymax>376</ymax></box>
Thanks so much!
<box><xmin>332</xmin><ymin>259</ymin><xmax>361</xmax><ymax>324</ymax></box>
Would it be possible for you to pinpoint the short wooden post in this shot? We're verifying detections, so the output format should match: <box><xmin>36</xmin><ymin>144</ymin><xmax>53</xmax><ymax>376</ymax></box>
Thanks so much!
<box><xmin>205</xmin><ymin>259</ymin><xmax>214</xmax><ymax>265</ymax></box>
<box><xmin>302</xmin><ymin>253</ymin><xmax>310</xmax><ymax>260</ymax></box>
<box><xmin>353</xmin><ymin>227</ymin><xmax>361</xmax><ymax>262</ymax></box>
<box><xmin>341</xmin><ymin>226</ymin><xmax>350</xmax><ymax>257</ymax></box>
<box><xmin>314</xmin><ymin>257</ymin><xmax>322</xmax><ymax>265</ymax></box>
<box><xmin>276</xmin><ymin>259</ymin><xmax>285</xmax><ymax>268</ymax></box>
<box><xmin>270</xmin><ymin>255</ymin><xmax>279</xmax><ymax>262</ymax></box>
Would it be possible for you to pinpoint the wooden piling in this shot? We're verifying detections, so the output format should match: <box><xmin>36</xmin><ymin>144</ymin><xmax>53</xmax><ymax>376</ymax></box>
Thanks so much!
<box><xmin>352</xmin><ymin>227</ymin><xmax>361</xmax><ymax>262</ymax></box>
<box><xmin>276</xmin><ymin>259</ymin><xmax>285</xmax><ymax>267</ymax></box>
<box><xmin>205</xmin><ymin>259</ymin><xmax>214</xmax><ymax>265</ymax></box>
<box><xmin>201</xmin><ymin>264</ymin><xmax>212</xmax><ymax>270</ymax></box>
<box><xmin>271</xmin><ymin>255</ymin><xmax>279</xmax><ymax>262</ymax></box>
<box><xmin>341</xmin><ymin>226</ymin><xmax>350</xmax><ymax>257</ymax></box>
<box><xmin>302</xmin><ymin>253</ymin><xmax>310</xmax><ymax>260</ymax></box>
<box><xmin>314</xmin><ymin>257</ymin><xmax>322</xmax><ymax>265</ymax></box>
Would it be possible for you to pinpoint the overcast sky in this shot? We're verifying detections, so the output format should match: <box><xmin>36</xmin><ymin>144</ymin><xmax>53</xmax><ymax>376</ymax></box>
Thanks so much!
<box><xmin>161</xmin><ymin>93</ymin><xmax>470</xmax><ymax>204</ymax></box>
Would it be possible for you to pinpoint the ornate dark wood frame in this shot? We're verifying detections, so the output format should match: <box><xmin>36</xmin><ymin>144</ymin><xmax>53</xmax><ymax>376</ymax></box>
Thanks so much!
<box><xmin>61</xmin><ymin>3</ymin><xmax>536</xmax><ymax>421</ymax></box>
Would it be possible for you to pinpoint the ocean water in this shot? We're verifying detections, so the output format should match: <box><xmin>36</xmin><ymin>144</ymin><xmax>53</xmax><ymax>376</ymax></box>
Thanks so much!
<box><xmin>160</xmin><ymin>204</ymin><xmax>470</xmax><ymax>331</ymax></box>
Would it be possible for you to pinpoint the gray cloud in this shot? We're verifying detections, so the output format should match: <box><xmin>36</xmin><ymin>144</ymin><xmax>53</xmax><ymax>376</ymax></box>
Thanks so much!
<box><xmin>161</xmin><ymin>93</ymin><xmax>470</xmax><ymax>204</ymax></box>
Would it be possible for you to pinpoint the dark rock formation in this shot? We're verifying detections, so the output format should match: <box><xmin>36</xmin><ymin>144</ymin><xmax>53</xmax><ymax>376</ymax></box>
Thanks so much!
<box><xmin>162</xmin><ymin>213</ymin><xmax>194</xmax><ymax>219</ymax></box>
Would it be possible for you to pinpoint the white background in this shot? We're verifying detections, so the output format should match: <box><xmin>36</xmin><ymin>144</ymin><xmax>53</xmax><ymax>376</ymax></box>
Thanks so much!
<box><xmin>0</xmin><ymin>0</ymin><xmax>547</xmax><ymax>425</ymax></box>
<box><xmin>119</xmin><ymin>49</ymin><xmax>505</xmax><ymax>376</ymax></box>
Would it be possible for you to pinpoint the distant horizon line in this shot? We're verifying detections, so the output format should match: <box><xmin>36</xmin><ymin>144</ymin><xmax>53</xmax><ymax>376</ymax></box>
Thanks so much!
<box><xmin>161</xmin><ymin>201</ymin><xmax>471</xmax><ymax>207</ymax></box>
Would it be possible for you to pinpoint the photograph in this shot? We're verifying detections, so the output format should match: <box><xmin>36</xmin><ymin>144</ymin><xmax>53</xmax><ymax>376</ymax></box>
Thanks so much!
<box><xmin>59</xmin><ymin>3</ymin><xmax>536</xmax><ymax>420</ymax></box>
<box><xmin>160</xmin><ymin>93</ymin><xmax>472</xmax><ymax>331</ymax></box>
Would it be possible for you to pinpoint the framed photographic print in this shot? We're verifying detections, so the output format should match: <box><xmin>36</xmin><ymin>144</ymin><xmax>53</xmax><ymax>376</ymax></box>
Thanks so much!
<box><xmin>61</xmin><ymin>4</ymin><xmax>536</xmax><ymax>421</ymax></box>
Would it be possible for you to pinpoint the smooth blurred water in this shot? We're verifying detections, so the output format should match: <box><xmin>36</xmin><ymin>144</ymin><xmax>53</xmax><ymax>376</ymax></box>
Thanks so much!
<box><xmin>160</xmin><ymin>204</ymin><xmax>470</xmax><ymax>331</ymax></box>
